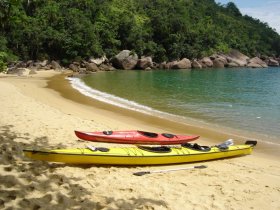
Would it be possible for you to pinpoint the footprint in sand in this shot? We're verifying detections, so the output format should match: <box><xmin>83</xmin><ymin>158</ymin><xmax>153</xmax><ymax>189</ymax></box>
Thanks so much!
<box><xmin>4</xmin><ymin>166</ymin><xmax>13</xmax><ymax>172</ymax></box>
<box><xmin>0</xmin><ymin>175</ymin><xmax>19</xmax><ymax>188</ymax></box>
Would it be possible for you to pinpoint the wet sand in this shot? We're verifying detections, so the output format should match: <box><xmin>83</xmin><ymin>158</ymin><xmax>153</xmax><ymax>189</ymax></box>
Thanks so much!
<box><xmin>0</xmin><ymin>70</ymin><xmax>279</xmax><ymax>210</ymax></box>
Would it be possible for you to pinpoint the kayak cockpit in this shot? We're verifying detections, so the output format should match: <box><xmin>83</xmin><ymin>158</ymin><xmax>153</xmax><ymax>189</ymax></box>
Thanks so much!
<box><xmin>137</xmin><ymin>131</ymin><xmax>176</xmax><ymax>139</ymax></box>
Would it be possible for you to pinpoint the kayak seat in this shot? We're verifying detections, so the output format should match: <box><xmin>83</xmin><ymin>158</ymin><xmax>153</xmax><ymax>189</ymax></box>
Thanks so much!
<box><xmin>138</xmin><ymin>146</ymin><xmax>171</xmax><ymax>153</ymax></box>
<box><xmin>182</xmin><ymin>143</ymin><xmax>211</xmax><ymax>152</ymax></box>
<box><xmin>103</xmin><ymin>131</ymin><xmax>113</xmax><ymax>135</ymax></box>
<box><xmin>162</xmin><ymin>133</ymin><xmax>175</xmax><ymax>138</ymax></box>
<box><xmin>138</xmin><ymin>131</ymin><xmax>158</xmax><ymax>138</ymax></box>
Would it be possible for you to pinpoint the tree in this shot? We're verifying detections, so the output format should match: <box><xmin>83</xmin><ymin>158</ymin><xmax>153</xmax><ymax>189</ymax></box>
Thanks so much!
<box><xmin>225</xmin><ymin>2</ymin><xmax>242</xmax><ymax>17</ymax></box>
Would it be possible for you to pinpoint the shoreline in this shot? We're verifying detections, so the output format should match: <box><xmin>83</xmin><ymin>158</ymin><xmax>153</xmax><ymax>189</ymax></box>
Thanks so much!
<box><xmin>0</xmin><ymin>70</ymin><xmax>280</xmax><ymax>209</ymax></box>
<box><xmin>48</xmin><ymin>72</ymin><xmax>280</xmax><ymax>159</ymax></box>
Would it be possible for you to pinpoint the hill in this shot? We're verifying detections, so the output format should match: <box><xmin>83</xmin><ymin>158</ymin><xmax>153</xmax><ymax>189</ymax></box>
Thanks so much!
<box><xmin>1</xmin><ymin>0</ymin><xmax>280</xmax><ymax>66</ymax></box>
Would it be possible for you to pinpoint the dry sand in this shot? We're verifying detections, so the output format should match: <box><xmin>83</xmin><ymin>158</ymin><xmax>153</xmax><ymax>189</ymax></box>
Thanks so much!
<box><xmin>0</xmin><ymin>70</ymin><xmax>279</xmax><ymax>210</ymax></box>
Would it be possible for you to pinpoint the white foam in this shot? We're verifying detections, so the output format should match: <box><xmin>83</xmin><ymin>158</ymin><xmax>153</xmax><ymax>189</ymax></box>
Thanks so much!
<box><xmin>67</xmin><ymin>77</ymin><xmax>171</xmax><ymax>117</ymax></box>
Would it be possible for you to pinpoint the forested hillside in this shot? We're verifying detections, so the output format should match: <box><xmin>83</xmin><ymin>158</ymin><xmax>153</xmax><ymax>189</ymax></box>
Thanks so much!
<box><xmin>1</xmin><ymin>0</ymin><xmax>280</xmax><ymax>65</ymax></box>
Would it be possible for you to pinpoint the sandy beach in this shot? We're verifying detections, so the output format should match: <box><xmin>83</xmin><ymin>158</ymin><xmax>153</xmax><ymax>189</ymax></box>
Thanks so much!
<box><xmin>0</xmin><ymin>70</ymin><xmax>279</xmax><ymax>210</ymax></box>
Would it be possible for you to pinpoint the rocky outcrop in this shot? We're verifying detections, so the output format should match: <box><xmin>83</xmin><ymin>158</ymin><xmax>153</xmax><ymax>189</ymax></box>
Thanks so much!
<box><xmin>85</xmin><ymin>62</ymin><xmax>99</xmax><ymax>72</ymax></box>
<box><xmin>69</xmin><ymin>64</ymin><xmax>80</xmax><ymax>72</ymax></box>
<box><xmin>212</xmin><ymin>58</ymin><xmax>225</xmax><ymax>68</ymax></box>
<box><xmin>111</xmin><ymin>50</ymin><xmax>138</xmax><ymax>70</ymax></box>
<box><xmin>136</xmin><ymin>56</ymin><xmax>153</xmax><ymax>70</ymax></box>
<box><xmin>199</xmin><ymin>57</ymin><xmax>213</xmax><ymax>68</ymax></box>
<box><xmin>159</xmin><ymin>62</ymin><xmax>166</xmax><ymax>69</ymax></box>
<box><xmin>171</xmin><ymin>58</ymin><xmax>191</xmax><ymax>69</ymax></box>
<box><xmin>227</xmin><ymin>62</ymin><xmax>239</xmax><ymax>68</ymax></box>
<box><xmin>89</xmin><ymin>55</ymin><xmax>108</xmax><ymax>66</ymax></box>
<box><xmin>152</xmin><ymin>62</ymin><xmax>159</xmax><ymax>69</ymax></box>
<box><xmin>225</xmin><ymin>50</ymin><xmax>249</xmax><ymax>67</ymax></box>
<box><xmin>227</xmin><ymin>49</ymin><xmax>250</xmax><ymax>61</ymax></box>
<box><xmin>267</xmin><ymin>58</ymin><xmax>279</xmax><ymax>66</ymax></box>
<box><xmin>211</xmin><ymin>54</ymin><xmax>228</xmax><ymax>64</ymax></box>
<box><xmin>50</xmin><ymin>61</ymin><xmax>61</xmax><ymax>70</ymax></box>
<box><xmin>98</xmin><ymin>63</ymin><xmax>115</xmax><ymax>71</ymax></box>
<box><xmin>247</xmin><ymin>57</ymin><xmax>268</xmax><ymax>68</ymax></box>
<box><xmin>37</xmin><ymin>60</ymin><xmax>49</xmax><ymax>67</ymax></box>
<box><xmin>4</xmin><ymin>50</ymin><xmax>280</xmax><ymax>74</ymax></box>
<box><xmin>191</xmin><ymin>60</ymin><xmax>202</xmax><ymax>69</ymax></box>
<box><xmin>226</xmin><ymin>57</ymin><xmax>247</xmax><ymax>67</ymax></box>
<box><xmin>247</xmin><ymin>62</ymin><xmax>263</xmax><ymax>68</ymax></box>
<box><xmin>166</xmin><ymin>61</ymin><xmax>177</xmax><ymax>69</ymax></box>
<box><xmin>159</xmin><ymin>61</ymin><xmax>176</xmax><ymax>69</ymax></box>
<box><xmin>7</xmin><ymin>68</ymin><xmax>30</xmax><ymax>76</ymax></box>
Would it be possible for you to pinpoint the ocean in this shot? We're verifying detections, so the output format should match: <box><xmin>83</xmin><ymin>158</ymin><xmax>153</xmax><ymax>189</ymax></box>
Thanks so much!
<box><xmin>68</xmin><ymin>67</ymin><xmax>280</xmax><ymax>144</ymax></box>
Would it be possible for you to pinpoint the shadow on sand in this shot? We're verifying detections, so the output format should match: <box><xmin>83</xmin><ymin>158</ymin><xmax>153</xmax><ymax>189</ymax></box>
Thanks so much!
<box><xmin>0</xmin><ymin>125</ymin><xmax>167</xmax><ymax>209</ymax></box>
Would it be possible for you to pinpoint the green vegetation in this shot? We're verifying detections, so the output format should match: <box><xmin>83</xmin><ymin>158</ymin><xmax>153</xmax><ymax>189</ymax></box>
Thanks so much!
<box><xmin>1</xmin><ymin>0</ymin><xmax>280</xmax><ymax>64</ymax></box>
<box><xmin>0</xmin><ymin>52</ymin><xmax>7</xmax><ymax>72</ymax></box>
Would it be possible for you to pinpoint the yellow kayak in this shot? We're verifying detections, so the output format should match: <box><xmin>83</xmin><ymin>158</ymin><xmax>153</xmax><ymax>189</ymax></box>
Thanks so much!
<box><xmin>23</xmin><ymin>141</ymin><xmax>257</xmax><ymax>165</ymax></box>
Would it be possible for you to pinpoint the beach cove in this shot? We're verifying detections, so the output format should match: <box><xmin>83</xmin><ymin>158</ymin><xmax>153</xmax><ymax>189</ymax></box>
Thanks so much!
<box><xmin>0</xmin><ymin>70</ymin><xmax>280</xmax><ymax>210</ymax></box>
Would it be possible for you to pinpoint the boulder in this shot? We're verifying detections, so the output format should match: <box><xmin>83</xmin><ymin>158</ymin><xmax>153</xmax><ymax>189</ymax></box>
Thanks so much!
<box><xmin>50</xmin><ymin>61</ymin><xmax>61</xmax><ymax>70</ymax></box>
<box><xmin>136</xmin><ymin>56</ymin><xmax>153</xmax><ymax>69</ymax></box>
<box><xmin>89</xmin><ymin>55</ymin><xmax>108</xmax><ymax>66</ymax></box>
<box><xmin>267</xmin><ymin>58</ymin><xmax>279</xmax><ymax>66</ymax></box>
<box><xmin>226</xmin><ymin>57</ymin><xmax>247</xmax><ymax>67</ymax></box>
<box><xmin>38</xmin><ymin>60</ymin><xmax>48</xmax><ymax>67</ymax></box>
<box><xmin>247</xmin><ymin>57</ymin><xmax>268</xmax><ymax>68</ymax></box>
<box><xmin>152</xmin><ymin>62</ymin><xmax>159</xmax><ymax>69</ymax></box>
<box><xmin>69</xmin><ymin>64</ymin><xmax>80</xmax><ymax>72</ymax></box>
<box><xmin>226</xmin><ymin>62</ymin><xmax>239</xmax><ymax>68</ymax></box>
<box><xmin>99</xmin><ymin>63</ymin><xmax>115</xmax><ymax>71</ymax></box>
<box><xmin>191</xmin><ymin>60</ymin><xmax>202</xmax><ymax>69</ymax></box>
<box><xmin>215</xmin><ymin>54</ymin><xmax>228</xmax><ymax>64</ymax></box>
<box><xmin>166</xmin><ymin>61</ymin><xmax>177</xmax><ymax>69</ymax></box>
<box><xmin>41</xmin><ymin>65</ymin><xmax>51</xmax><ymax>70</ymax></box>
<box><xmin>111</xmin><ymin>50</ymin><xmax>138</xmax><ymax>70</ymax></box>
<box><xmin>171</xmin><ymin>58</ymin><xmax>191</xmax><ymax>69</ymax></box>
<box><xmin>15</xmin><ymin>61</ymin><xmax>27</xmax><ymax>68</ymax></box>
<box><xmin>226</xmin><ymin>50</ymin><xmax>249</xmax><ymax>67</ymax></box>
<box><xmin>85</xmin><ymin>62</ymin><xmax>99</xmax><ymax>72</ymax></box>
<box><xmin>227</xmin><ymin>49</ymin><xmax>250</xmax><ymax>61</ymax></box>
<box><xmin>159</xmin><ymin>61</ymin><xmax>175</xmax><ymax>69</ymax></box>
<box><xmin>78</xmin><ymin>68</ymin><xmax>87</xmax><ymax>74</ymax></box>
<box><xmin>26</xmin><ymin>60</ymin><xmax>34</xmax><ymax>68</ymax></box>
<box><xmin>199</xmin><ymin>57</ymin><xmax>213</xmax><ymax>68</ymax></box>
<box><xmin>212</xmin><ymin>58</ymin><xmax>225</xmax><ymax>68</ymax></box>
<box><xmin>247</xmin><ymin>63</ymin><xmax>263</xmax><ymax>68</ymax></box>
<box><xmin>7</xmin><ymin>68</ymin><xmax>30</xmax><ymax>76</ymax></box>
<box><xmin>159</xmin><ymin>62</ymin><xmax>167</xmax><ymax>69</ymax></box>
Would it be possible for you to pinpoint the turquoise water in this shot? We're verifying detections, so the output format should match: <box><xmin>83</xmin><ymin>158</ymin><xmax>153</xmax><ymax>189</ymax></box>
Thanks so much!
<box><xmin>69</xmin><ymin>68</ymin><xmax>280</xmax><ymax>143</ymax></box>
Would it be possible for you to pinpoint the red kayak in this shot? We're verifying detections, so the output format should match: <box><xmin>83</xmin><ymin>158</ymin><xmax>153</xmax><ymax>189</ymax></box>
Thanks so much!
<box><xmin>74</xmin><ymin>130</ymin><xmax>199</xmax><ymax>145</ymax></box>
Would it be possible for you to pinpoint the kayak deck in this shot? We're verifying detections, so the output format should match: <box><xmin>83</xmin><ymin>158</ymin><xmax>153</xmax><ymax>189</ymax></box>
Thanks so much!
<box><xmin>74</xmin><ymin>130</ymin><xmax>200</xmax><ymax>145</ymax></box>
<box><xmin>23</xmin><ymin>142</ymin><xmax>255</xmax><ymax>165</ymax></box>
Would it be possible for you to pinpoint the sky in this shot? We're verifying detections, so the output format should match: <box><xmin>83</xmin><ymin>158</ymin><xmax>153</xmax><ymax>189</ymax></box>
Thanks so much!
<box><xmin>215</xmin><ymin>0</ymin><xmax>280</xmax><ymax>34</ymax></box>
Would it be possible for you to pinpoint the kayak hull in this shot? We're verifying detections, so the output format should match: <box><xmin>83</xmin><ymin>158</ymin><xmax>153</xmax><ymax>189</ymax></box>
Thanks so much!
<box><xmin>74</xmin><ymin>130</ymin><xmax>200</xmax><ymax>145</ymax></box>
<box><xmin>23</xmin><ymin>143</ymin><xmax>254</xmax><ymax>165</ymax></box>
